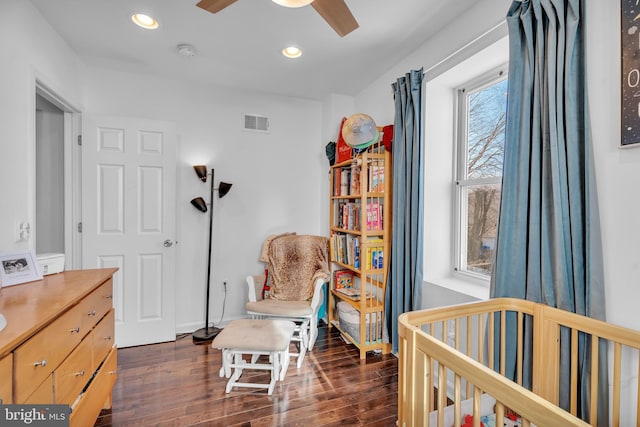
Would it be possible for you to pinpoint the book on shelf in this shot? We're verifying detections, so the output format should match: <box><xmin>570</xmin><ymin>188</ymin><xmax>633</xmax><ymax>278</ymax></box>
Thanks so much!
<box><xmin>349</xmin><ymin>164</ymin><xmax>361</xmax><ymax>195</ymax></box>
<box><xmin>331</xmin><ymin>234</ymin><xmax>361</xmax><ymax>268</ymax></box>
<box><xmin>366</xmin><ymin>200</ymin><xmax>384</xmax><ymax>231</ymax></box>
<box><xmin>333</xmin><ymin>269</ymin><xmax>354</xmax><ymax>290</ymax></box>
<box><xmin>364</xmin><ymin>239</ymin><xmax>384</xmax><ymax>270</ymax></box>
<box><xmin>369</xmin><ymin>163</ymin><xmax>385</xmax><ymax>193</ymax></box>
<box><xmin>340</xmin><ymin>167</ymin><xmax>350</xmax><ymax>195</ymax></box>
<box><xmin>344</xmin><ymin>201</ymin><xmax>361</xmax><ymax>230</ymax></box>
<box><xmin>335</xmin><ymin>287</ymin><xmax>372</xmax><ymax>301</ymax></box>
<box><xmin>333</xmin><ymin>168</ymin><xmax>341</xmax><ymax>196</ymax></box>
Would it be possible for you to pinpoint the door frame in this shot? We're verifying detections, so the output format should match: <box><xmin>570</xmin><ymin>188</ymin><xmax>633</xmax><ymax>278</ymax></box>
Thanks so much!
<box><xmin>33</xmin><ymin>79</ymin><xmax>82</xmax><ymax>269</ymax></box>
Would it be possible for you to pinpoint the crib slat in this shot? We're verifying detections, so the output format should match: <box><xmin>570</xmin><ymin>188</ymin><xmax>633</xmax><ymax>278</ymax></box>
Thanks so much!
<box><xmin>443</xmin><ymin>320</ymin><xmax>448</xmax><ymax>345</ymax></box>
<box><xmin>427</xmin><ymin>353</ymin><xmax>433</xmax><ymax>414</ymax></box>
<box><xmin>478</xmin><ymin>313</ymin><xmax>484</xmax><ymax>366</ymax></box>
<box><xmin>489</xmin><ymin>312</ymin><xmax>495</xmax><ymax>370</ymax></box>
<box><xmin>500</xmin><ymin>310</ymin><xmax>506</xmax><ymax>376</ymax></box>
<box><xmin>473</xmin><ymin>387</ymin><xmax>482</xmax><ymax>427</ymax></box>
<box><xmin>517</xmin><ymin>311</ymin><xmax>523</xmax><ymax>385</ymax></box>
<box><xmin>421</xmin><ymin>352</ymin><xmax>430</xmax><ymax>426</ymax></box>
<box><xmin>571</xmin><ymin>328</ymin><xmax>578</xmax><ymax>416</ymax></box>
<box><xmin>454</xmin><ymin>374</ymin><xmax>461</xmax><ymax>427</ymax></box>
<box><xmin>495</xmin><ymin>401</ymin><xmax>504</xmax><ymax>426</ymax></box>
<box><xmin>613</xmin><ymin>342</ymin><xmax>621</xmax><ymax>427</ymax></box>
<box><xmin>455</xmin><ymin>317</ymin><xmax>460</xmax><ymax>351</ymax></box>
<box><xmin>466</xmin><ymin>316</ymin><xmax>472</xmax><ymax>397</ymax></box>
<box><xmin>438</xmin><ymin>363</ymin><xmax>446</xmax><ymax>427</ymax></box>
<box><xmin>590</xmin><ymin>336</ymin><xmax>599</xmax><ymax>425</ymax></box>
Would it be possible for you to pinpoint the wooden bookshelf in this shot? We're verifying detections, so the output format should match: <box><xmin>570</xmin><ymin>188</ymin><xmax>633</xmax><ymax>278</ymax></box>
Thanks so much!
<box><xmin>328</xmin><ymin>133</ymin><xmax>392</xmax><ymax>359</ymax></box>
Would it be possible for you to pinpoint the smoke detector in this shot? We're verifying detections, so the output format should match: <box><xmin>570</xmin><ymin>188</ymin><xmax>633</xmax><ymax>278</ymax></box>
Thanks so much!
<box><xmin>177</xmin><ymin>44</ymin><xmax>197</xmax><ymax>57</ymax></box>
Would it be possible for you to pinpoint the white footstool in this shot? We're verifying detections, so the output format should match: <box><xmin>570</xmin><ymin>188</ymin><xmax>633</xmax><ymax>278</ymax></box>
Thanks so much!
<box><xmin>212</xmin><ymin>319</ymin><xmax>295</xmax><ymax>395</ymax></box>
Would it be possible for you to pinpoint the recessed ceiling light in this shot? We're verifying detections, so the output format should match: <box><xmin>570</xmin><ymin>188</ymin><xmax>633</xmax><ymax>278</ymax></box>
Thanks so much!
<box><xmin>131</xmin><ymin>13</ymin><xmax>159</xmax><ymax>30</ymax></box>
<box><xmin>272</xmin><ymin>0</ymin><xmax>313</xmax><ymax>8</ymax></box>
<box><xmin>282</xmin><ymin>46</ymin><xmax>302</xmax><ymax>59</ymax></box>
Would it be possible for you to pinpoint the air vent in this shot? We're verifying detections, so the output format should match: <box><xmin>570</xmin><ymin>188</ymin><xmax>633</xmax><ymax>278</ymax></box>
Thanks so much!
<box><xmin>242</xmin><ymin>113</ymin><xmax>270</xmax><ymax>133</ymax></box>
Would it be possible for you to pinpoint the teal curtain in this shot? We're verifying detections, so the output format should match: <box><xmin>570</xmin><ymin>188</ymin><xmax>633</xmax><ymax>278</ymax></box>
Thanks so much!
<box><xmin>491</xmin><ymin>0</ymin><xmax>607</xmax><ymax>424</ymax></box>
<box><xmin>385</xmin><ymin>69</ymin><xmax>424</xmax><ymax>354</ymax></box>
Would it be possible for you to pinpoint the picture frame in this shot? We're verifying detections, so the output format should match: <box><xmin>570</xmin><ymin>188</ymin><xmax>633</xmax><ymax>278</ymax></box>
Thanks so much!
<box><xmin>0</xmin><ymin>250</ymin><xmax>43</xmax><ymax>287</ymax></box>
<box><xmin>621</xmin><ymin>0</ymin><xmax>640</xmax><ymax>147</ymax></box>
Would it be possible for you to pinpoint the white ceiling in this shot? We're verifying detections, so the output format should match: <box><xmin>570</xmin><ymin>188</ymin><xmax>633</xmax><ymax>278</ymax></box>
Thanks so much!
<box><xmin>30</xmin><ymin>0</ymin><xmax>470</xmax><ymax>101</ymax></box>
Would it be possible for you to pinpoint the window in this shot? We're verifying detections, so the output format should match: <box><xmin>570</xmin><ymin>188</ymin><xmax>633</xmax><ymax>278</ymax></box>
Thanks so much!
<box><xmin>454</xmin><ymin>68</ymin><xmax>507</xmax><ymax>279</ymax></box>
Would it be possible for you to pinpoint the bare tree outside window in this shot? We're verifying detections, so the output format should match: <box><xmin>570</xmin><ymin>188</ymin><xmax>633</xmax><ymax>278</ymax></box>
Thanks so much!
<box><xmin>456</xmin><ymin>73</ymin><xmax>507</xmax><ymax>277</ymax></box>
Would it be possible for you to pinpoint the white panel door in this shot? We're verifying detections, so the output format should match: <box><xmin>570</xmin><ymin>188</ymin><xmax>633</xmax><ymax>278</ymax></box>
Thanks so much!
<box><xmin>82</xmin><ymin>115</ymin><xmax>176</xmax><ymax>347</ymax></box>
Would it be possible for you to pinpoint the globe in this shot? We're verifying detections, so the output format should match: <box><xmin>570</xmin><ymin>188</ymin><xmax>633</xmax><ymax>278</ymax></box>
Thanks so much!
<box><xmin>341</xmin><ymin>114</ymin><xmax>379</xmax><ymax>149</ymax></box>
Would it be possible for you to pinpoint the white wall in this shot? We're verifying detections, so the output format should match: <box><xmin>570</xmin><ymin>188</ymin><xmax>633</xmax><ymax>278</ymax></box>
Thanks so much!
<box><xmin>0</xmin><ymin>0</ymin><xmax>85</xmax><ymax>252</ymax></box>
<box><xmin>586</xmin><ymin>1</ymin><xmax>640</xmax><ymax>332</ymax></box>
<box><xmin>82</xmin><ymin>67</ymin><xmax>325</xmax><ymax>332</ymax></box>
<box><xmin>355</xmin><ymin>0</ymin><xmax>509</xmax><ymax>126</ymax></box>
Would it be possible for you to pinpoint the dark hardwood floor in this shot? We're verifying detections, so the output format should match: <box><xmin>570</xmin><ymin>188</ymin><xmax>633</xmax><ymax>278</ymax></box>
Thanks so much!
<box><xmin>95</xmin><ymin>323</ymin><xmax>398</xmax><ymax>427</ymax></box>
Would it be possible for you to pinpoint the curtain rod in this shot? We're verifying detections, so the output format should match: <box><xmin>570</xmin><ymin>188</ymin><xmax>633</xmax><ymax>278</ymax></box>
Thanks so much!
<box><xmin>423</xmin><ymin>21</ymin><xmax>508</xmax><ymax>81</ymax></box>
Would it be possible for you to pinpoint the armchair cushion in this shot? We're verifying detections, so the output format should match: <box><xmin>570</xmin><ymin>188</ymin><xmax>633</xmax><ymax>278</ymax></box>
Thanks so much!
<box><xmin>245</xmin><ymin>300</ymin><xmax>313</xmax><ymax>317</ymax></box>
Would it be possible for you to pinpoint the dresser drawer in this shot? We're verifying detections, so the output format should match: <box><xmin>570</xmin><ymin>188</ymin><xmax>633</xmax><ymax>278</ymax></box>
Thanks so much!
<box><xmin>92</xmin><ymin>309</ymin><xmax>115</xmax><ymax>370</ymax></box>
<box><xmin>0</xmin><ymin>353</ymin><xmax>13</xmax><ymax>404</ymax></box>
<box><xmin>70</xmin><ymin>347</ymin><xmax>117</xmax><ymax>427</ymax></box>
<box><xmin>54</xmin><ymin>336</ymin><xmax>93</xmax><ymax>405</ymax></box>
<box><xmin>13</xmin><ymin>305</ymin><xmax>83</xmax><ymax>402</ymax></box>
<box><xmin>21</xmin><ymin>374</ymin><xmax>53</xmax><ymax>404</ymax></box>
<box><xmin>78</xmin><ymin>278</ymin><xmax>113</xmax><ymax>333</ymax></box>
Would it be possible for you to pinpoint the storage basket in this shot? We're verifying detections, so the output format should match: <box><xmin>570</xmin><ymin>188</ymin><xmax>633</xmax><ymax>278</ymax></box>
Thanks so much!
<box><xmin>337</xmin><ymin>301</ymin><xmax>382</xmax><ymax>344</ymax></box>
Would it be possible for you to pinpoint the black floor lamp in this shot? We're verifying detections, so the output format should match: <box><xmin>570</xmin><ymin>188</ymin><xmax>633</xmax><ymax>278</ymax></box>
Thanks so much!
<box><xmin>190</xmin><ymin>165</ymin><xmax>232</xmax><ymax>343</ymax></box>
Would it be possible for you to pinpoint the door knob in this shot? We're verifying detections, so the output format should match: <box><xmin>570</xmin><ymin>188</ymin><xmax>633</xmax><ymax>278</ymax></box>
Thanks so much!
<box><xmin>163</xmin><ymin>239</ymin><xmax>173</xmax><ymax>247</ymax></box>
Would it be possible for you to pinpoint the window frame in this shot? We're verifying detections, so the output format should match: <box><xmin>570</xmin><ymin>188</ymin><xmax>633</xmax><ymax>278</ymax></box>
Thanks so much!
<box><xmin>453</xmin><ymin>65</ymin><xmax>508</xmax><ymax>282</ymax></box>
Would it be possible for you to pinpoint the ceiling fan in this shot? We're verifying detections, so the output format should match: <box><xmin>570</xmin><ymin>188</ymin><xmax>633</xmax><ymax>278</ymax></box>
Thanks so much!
<box><xmin>196</xmin><ymin>0</ymin><xmax>359</xmax><ymax>37</ymax></box>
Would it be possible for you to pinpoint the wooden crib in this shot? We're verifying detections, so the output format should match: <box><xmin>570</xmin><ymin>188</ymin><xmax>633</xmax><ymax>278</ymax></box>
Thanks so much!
<box><xmin>398</xmin><ymin>298</ymin><xmax>640</xmax><ymax>426</ymax></box>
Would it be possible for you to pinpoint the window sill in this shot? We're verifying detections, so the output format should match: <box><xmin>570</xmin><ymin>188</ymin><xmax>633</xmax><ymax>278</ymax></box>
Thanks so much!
<box><xmin>425</xmin><ymin>274</ymin><xmax>490</xmax><ymax>301</ymax></box>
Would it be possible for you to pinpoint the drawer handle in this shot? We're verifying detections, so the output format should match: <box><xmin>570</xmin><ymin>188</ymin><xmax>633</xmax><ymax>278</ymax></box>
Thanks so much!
<box><xmin>88</xmin><ymin>310</ymin><xmax>97</xmax><ymax>317</ymax></box>
<box><xmin>33</xmin><ymin>359</ymin><xmax>47</xmax><ymax>367</ymax></box>
<box><xmin>104</xmin><ymin>336</ymin><xmax>112</xmax><ymax>341</ymax></box>
<box><xmin>74</xmin><ymin>370</ymin><xmax>85</xmax><ymax>377</ymax></box>
<box><xmin>106</xmin><ymin>295</ymin><xmax>113</xmax><ymax>300</ymax></box>
<box><xmin>69</xmin><ymin>327</ymin><xmax>80</xmax><ymax>333</ymax></box>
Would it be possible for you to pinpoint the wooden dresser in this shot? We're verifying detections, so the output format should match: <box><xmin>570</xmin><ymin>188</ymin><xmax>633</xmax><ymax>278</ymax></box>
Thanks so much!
<box><xmin>0</xmin><ymin>268</ymin><xmax>118</xmax><ymax>426</ymax></box>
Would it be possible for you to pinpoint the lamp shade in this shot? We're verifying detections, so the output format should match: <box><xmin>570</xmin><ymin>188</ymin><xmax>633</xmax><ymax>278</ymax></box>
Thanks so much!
<box><xmin>193</xmin><ymin>165</ymin><xmax>207</xmax><ymax>182</ymax></box>
<box><xmin>190</xmin><ymin>197</ymin><xmax>207</xmax><ymax>213</ymax></box>
<box><xmin>218</xmin><ymin>182</ymin><xmax>232</xmax><ymax>198</ymax></box>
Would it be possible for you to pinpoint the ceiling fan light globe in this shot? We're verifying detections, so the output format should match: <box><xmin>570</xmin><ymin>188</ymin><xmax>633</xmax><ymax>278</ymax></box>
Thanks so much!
<box><xmin>272</xmin><ymin>0</ymin><xmax>314</xmax><ymax>8</ymax></box>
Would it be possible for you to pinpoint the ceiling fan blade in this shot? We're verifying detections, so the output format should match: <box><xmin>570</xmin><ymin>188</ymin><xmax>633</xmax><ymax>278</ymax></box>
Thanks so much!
<box><xmin>311</xmin><ymin>0</ymin><xmax>359</xmax><ymax>37</ymax></box>
<box><xmin>196</xmin><ymin>0</ymin><xmax>239</xmax><ymax>14</ymax></box>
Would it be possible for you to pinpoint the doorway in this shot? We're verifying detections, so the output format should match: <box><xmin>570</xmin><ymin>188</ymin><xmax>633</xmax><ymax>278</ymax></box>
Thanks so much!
<box><xmin>35</xmin><ymin>94</ymin><xmax>64</xmax><ymax>254</ymax></box>
<box><xmin>34</xmin><ymin>82</ymin><xmax>81</xmax><ymax>269</ymax></box>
